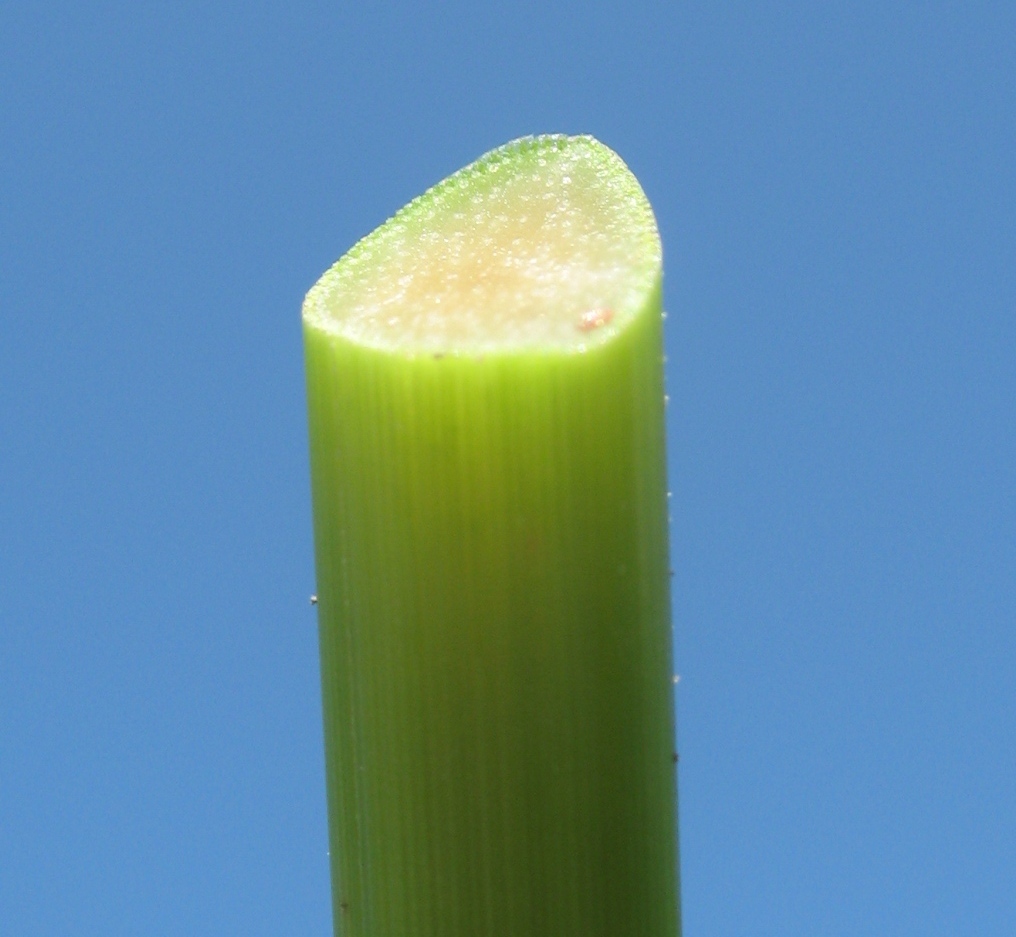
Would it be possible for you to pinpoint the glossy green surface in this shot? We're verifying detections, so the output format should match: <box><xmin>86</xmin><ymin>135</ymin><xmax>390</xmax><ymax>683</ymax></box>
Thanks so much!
<box><xmin>304</xmin><ymin>136</ymin><xmax>680</xmax><ymax>937</ymax></box>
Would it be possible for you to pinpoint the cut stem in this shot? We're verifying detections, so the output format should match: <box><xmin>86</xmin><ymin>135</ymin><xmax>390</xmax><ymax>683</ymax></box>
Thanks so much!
<box><xmin>304</xmin><ymin>135</ymin><xmax>680</xmax><ymax>937</ymax></box>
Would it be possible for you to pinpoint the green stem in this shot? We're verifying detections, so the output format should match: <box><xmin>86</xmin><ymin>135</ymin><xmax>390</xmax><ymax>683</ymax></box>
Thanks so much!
<box><xmin>305</xmin><ymin>135</ymin><xmax>680</xmax><ymax>937</ymax></box>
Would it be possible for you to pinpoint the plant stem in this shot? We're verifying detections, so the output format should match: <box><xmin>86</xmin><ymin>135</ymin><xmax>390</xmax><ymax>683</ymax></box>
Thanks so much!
<box><xmin>304</xmin><ymin>135</ymin><xmax>680</xmax><ymax>937</ymax></box>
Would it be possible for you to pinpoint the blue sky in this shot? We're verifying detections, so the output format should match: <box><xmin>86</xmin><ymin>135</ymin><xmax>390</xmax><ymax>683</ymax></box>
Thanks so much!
<box><xmin>2</xmin><ymin>2</ymin><xmax>1013</xmax><ymax>934</ymax></box>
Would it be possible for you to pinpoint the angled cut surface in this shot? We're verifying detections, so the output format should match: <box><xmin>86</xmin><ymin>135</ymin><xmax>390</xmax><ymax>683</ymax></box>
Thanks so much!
<box><xmin>303</xmin><ymin>135</ymin><xmax>662</xmax><ymax>355</ymax></box>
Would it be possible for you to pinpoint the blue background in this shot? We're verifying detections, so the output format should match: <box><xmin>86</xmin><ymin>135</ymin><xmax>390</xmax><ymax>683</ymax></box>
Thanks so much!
<box><xmin>2</xmin><ymin>2</ymin><xmax>1013</xmax><ymax>934</ymax></box>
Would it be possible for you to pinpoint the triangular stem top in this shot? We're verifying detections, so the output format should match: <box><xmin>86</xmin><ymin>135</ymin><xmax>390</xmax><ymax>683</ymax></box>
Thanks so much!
<box><xmin>303</xmin><ymin>135</ymin><xmax>661</xmax><ymax>356</ymax></box>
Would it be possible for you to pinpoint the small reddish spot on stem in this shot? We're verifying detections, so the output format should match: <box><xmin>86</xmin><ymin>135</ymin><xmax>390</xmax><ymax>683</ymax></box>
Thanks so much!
<box><xmin>578</xmin><ymin>307</ymin><xmax>614</xmax><ymax>331</ymax></box>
